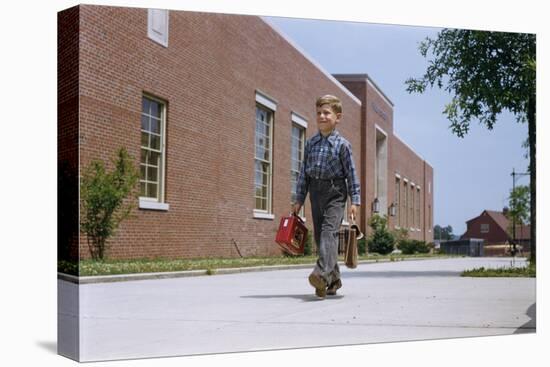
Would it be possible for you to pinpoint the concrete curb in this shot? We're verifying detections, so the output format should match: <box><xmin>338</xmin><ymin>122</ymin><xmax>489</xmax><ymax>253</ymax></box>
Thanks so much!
<box><xmin>58</xmin><ymin>257</ymin><xmax>445</xmax><ymax>284</ymax></box>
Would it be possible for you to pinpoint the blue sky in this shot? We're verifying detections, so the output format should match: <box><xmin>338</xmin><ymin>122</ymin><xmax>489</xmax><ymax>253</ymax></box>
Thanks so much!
<box><xmin>266</xmin><ymin>16</ymin><xmax>530</xmax><ymax>236</ymax></box>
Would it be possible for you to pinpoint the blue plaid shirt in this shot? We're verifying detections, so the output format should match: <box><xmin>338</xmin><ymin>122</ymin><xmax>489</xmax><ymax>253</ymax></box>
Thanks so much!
<box><xmin>295</xmin><ymin>129</ymin><xmax>361</xmax><ymax>206</ymax></box>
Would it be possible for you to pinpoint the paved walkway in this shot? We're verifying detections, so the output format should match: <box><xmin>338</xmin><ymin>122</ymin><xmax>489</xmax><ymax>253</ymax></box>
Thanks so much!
<box><xmin>58</xmin><ymin>257</ymin><xmax>535</xmax><ymax>362</ymax></box>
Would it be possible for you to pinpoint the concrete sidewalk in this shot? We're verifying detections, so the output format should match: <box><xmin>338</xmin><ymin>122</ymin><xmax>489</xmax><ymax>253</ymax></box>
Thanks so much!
<box><xmin>59</xmin><ymin>257</ymin><xmax>536</xmax><ymax>362</ymax></box>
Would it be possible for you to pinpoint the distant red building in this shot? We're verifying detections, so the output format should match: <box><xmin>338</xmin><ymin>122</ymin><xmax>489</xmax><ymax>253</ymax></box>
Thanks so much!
<box><xmin>461</xmin><ymin>210</ymin><xmax>531</xmax><ymax>256</ymax></box>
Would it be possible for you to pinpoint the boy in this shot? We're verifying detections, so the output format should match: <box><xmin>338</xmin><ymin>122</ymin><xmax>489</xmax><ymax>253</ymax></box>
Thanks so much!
<box><xmin>292</xmin><ymin>95</ymin><xmax>361</xmax><ymax>298</ymax></box>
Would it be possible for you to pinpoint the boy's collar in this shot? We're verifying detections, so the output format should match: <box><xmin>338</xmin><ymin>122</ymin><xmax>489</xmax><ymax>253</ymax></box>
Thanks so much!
<box><xmin>311</xmin><ymin>129</ymin><xmax>339</xmax><ymax>145</ymax></box>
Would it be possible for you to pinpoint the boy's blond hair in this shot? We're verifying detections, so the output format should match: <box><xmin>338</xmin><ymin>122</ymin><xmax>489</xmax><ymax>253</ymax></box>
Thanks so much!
<box><xmin>316</xmin><ymin>95</ymin><xmax>342</xmax><ymax>114</ymax></box>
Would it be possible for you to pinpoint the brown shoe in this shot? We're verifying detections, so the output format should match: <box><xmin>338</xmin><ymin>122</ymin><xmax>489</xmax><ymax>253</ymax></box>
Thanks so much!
<box><xmin>327</xmin><ymin>279</ymin><xmax>342</xmax><ymax>296</ymax></box>
<box><xmin>308</xmin><ymin>273</ymin><xmax>327</xmax><ymax>298</ymax></box>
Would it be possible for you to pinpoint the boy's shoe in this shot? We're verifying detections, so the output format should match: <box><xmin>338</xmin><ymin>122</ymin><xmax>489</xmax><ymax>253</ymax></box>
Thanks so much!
<box><xmin>308</xmin><ymin>273</ymin><xmax>327</xmax><ymax>298</ymax></box>
<box><xmin>327</xmin><ymin>279</ymin><xmax>342</xmax><ymax>296</ymax></box>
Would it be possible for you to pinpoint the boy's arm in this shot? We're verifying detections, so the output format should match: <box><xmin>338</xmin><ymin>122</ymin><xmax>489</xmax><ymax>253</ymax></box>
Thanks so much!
<box><xmin>341</xmin><ymin>142</ymin><xmax>361</xmax><ymax>206</ymax></box>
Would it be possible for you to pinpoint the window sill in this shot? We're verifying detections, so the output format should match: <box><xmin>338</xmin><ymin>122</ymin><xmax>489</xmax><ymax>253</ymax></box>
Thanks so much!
<box><xmin>139</xmin><ymin>198</ymin><xmax>170</xmax><ymax>211</ymax></box>
<box><xmin>253</xmin><ymin>211</ymin><xmax>275</xmax><ymax>220</ymax></box>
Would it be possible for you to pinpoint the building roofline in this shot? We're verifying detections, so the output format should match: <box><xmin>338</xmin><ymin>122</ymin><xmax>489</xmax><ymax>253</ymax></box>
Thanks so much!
<box><xmin>332</xmin><ymin>73</ymin><xmax>394</xmax><ymax>107</ymax></box>
<box><xmin>392</xmin><ymin>132</ymin><xmax>432</xmax><ymax>167</ymax></box>
<box><xmin>260</xmin><ymin>17</ymin><xmax>362</xmax><ymax>107</ymax></box>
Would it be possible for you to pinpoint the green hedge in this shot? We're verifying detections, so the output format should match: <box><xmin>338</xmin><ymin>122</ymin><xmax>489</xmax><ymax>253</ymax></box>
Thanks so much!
<box><xmin>397</xmin><ymin>239</ymin><xmax>431</xmax><ymax>254</ymax></box>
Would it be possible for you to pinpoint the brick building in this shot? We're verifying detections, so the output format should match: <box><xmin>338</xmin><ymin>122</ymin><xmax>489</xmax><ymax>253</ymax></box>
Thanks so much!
<box><xmin>58</xmin><ymin>5</ymin><xmax>434</xmax><ymax>261</ymax></box>
<box><xmin>461</xmin><ymin>210</ymin><xmax>531</xmax><ymax>256</ymax></box>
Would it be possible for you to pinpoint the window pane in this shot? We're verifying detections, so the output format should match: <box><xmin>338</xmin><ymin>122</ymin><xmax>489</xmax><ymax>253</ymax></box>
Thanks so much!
<box><xmin>141</xmin><ymin>115</ymin><xmax>149</xmax><ymax>131</ymax></box>
<box><xmin>256</xmin><ymin>108</ymin><xmax>267</xmax><ymax>122</ymax></box>
<box><xmin>140</xmin><ymin>165</ymin><xmax>146</xmax><ymax>180</ymax></box>
<box><xmin>255</xmin><ymin>197</ymin><xmax>265</xmax><ymax>210</ymax></box>
<box><xmin>150</xmin><ymin>101</ymin><xmax>160</xmax><ymax>118</ymax></box>
<box><xmin>255</xmin><ymin>171</ymin><xmax>262</xmax><ymax>186</ymax></box>
<box><xmin>291</xmin><ymin>159</ymin><xmax>300</xmax><ymax>172</ymax></box>
<box><xmin>140</xmin><ymin>149</ymin><xmax>147</xmax><ymax>164</ymax></box>
<box><xmin>147</xmin><ymin>183</ymin><xmax>158</xmax><ymax>198</ymax></box>
<box><xmin>255</xmin><ymin>146</ymin><xmax>265</xmax><ymax>160</ymax></box>
<box><xmin>151</xmin><ymin>134</ymin><xmax>161</xmax><ymax>150</ymax></box>
<box><xmin>142</xmin><ymin>98</ymin><xmax>150</xmax><ymax>114</ymax></box>
<box><xmin>261</xmin><ymin>162</ymin><xmax>269</xmax><ymax>174</ymax></box>
<box><xmin>150</xmin><ymin>118</ymin><xmax>160</xmax><ymax>134</ymax></box>
<box><xmin>150</xmin><ymin>152</ymin><xmax>160</xmax><ymax>167</ymax></box>
<box><xmin>148</xmin><ymin>166</ymin><xmax>158</xmax><ymax>182</ymax></box>
<box><xmin>141</xmin><ymin>132</ymin><xmax>149</xmax><ymax>147</ymax></box>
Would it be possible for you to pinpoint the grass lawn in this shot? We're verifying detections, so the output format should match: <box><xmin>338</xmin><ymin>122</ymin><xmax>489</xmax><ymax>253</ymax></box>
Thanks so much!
<box><xmin>461</xmin><ymin>263</ymin><xmax>535</xmax><ymax>278</ymax></box>
<box><xmin>58</xmin><ymin>253</ymin><xmax>449</xmax><ymax>276</ymax></box>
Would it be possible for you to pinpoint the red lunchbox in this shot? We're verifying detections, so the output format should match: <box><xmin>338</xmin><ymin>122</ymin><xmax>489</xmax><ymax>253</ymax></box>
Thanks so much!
<box><xmin>275</xmin><ymin>214</ymin><xmax>308</xmax><ymax>255</ymax></box>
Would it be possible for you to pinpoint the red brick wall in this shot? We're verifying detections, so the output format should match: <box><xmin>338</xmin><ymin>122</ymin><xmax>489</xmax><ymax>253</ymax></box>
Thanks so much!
<box><xmin>336</xmin><ymin>80</ymin><xmax>368</xmax><ymax>225</ymax></box>
<box><xmin>423</xmin><ymin>162</ymin><xmax>434</xmax><ymax>243</ymax></box>
<box><xmin>463</xmin><ymin>212</ymin><xmax>509</xmax><ymax>244</ymax></box>
<box><xmin>389</xmin><ymin>135</ymin><xmax>430</xmax><ymax>241</ymax></box>
<box><xmin>75</xmin><ymin>6</ymin><xmax>362</xmax><ymax>259</ymax></box>
<box><xmin>58</xmin><ymin>6</ymin><xmax>80</xmax><ymax>262</ymax></box>
<box><xmin>335</xmin><ymin>77</ymin><xmax>434</xmax><ymax>242</ymax></box>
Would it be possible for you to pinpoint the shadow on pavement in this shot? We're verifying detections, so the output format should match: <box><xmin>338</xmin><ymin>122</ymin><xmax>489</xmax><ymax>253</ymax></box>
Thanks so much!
<box><xmin>514</xmin><ymin>303</ymin><xmax>536</xmax><ymax>334</ymax></box>
<box><xmin>343</xmin><ymin>270</ymin><xmax>461</xmax><ymax>278</ymax></box>
<box><xmin>36</xmin><ymin>340</ymin><xmax>57</xmax><ymax>354</ymax></box>
<box><xmin>241</xmin><ymin>294</ymin><xmax>344</xmax><ymax>302</ymax></box>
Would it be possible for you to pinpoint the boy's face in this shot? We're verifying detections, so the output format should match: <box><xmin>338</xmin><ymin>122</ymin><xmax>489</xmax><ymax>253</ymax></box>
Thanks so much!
<box><xmin>316</xmin><ymin>104</ymin><xmax>341</xmax><ymax>135</ymax></box>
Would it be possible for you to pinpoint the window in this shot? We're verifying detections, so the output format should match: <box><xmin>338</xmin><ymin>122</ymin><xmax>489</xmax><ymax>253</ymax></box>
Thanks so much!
<box><xmin>403</xmin><ymin>181</ymin><xmax>408</xmax><ymax>228</ymax></box>
<box><xmin>140</xmin><ymin>95</ymin><xmax>168</xmax><ymax>210</ymax></box>
<box><xmin>410</xmin><ymin>184</ymin><xmax>415</xmax><ymax>229</ymax></box>
<box><xmin>481</xmin><ymin>224</ymin><xmax>489</xmax><ymax>233</ymax></box>
<box><xmin>148</xmin><ymin>9</ymin><xmax>169</xmax><ymax>47</ymax></box>
<box><xmin>416</xmin><ymin>187</ymin><xmax>421</xmax><ymax>230</ymax></box>
<box><xmin>254</xmin><ymin>104</ymin><xmax>274</xmax><ymax>216</ymax></box>
<box><xmin>290</xmin><ymin>116</ymin><xmax>306</xmax><ymax>218</ymax></box>
<box><xmin>395</xmin><ymin>176</ymin><xmax>400</xmax><ymax>227</ymax></box>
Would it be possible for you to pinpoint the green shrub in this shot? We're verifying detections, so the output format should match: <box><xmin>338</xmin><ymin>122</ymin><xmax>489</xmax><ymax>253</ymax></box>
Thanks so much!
<box><xmin>398</xmin><ymin>239</ymin><xmax>430</xmax><ymax>254</ymax></box>
<box><xmin>367</xmin><ymin>215</ymin><xmax>395</xmax><ymax>255</ymax></box>
<box><xmin>80</xmin><ymin>148</ymin><xmax>139</xmax><ymax>260</ymax></box>
<box><xmin>392</xmin><ymin>227</ymin><xmax>409</xmax><ymax>243</ymax></box>
<box><xmin>304</xmin><ymin>231</ymin><xmax>313</xmax><ymax>256</ymax></box>
<box><xmin>357</xmin><ymin>238</ymin><xmax>367</xmax><ymax>255</ymax></box>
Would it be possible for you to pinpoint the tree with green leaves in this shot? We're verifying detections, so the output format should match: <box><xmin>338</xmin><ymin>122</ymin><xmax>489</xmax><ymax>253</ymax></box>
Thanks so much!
<box><xmin>507</xmin><ymin>184</ymin><xmax>530</xmax><ymax>235</ymax></box>
<box><xmin>406</xmin><ymin>29</ymin><xmax>536</xmax><ymax>263</ymax></box>
<box><xmin>434</xmin><ymin>224</ymin><xmax>454</xmax><ymax>241</ymax></box>
<box><xmin>80</xmin><ymin>148</ymin><xmax>139</xmax><ymax>260</ymax></box>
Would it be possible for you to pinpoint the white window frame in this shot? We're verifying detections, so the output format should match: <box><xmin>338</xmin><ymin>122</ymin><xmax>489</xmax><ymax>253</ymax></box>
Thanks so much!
<box><xmin>403</xmin><ymin>180</ymin><xmax>408</xmax><ymax>229</ymax></box>
<box><xmin>139</xmin><ymin>94</ymin><xmax>169</xmax><ymax>211</ymax></box>
<box><xmin>148</xmin><ymin>9</ymin><xmax>169</xmax><ymax>47</ymax></box>
<box><xmin>416</xmin><ymin>185</ymin><xmax>422</xmax><ymax>231</ymax></box>
<box><xmin>290</xmin><ymin>116</ymin><xmax>306</xmax><ymax>220</ymax></box>
<box><xmin>410</xmin><ymin>183</ymin><xmax>415</xmax><ymax>230</ymax></box>
<box><xmin>253</xmin><ymin>97</ymin><xmax>275</xmax><ymax>220</ymax></box>
<box><xmin>481</xmin><ymin>223</ymin><xmax>490</xmax><ymax>233</ymax></box>
<box><xmin>395</xmin><ymin>175</ymin><xmax>401</xmax><ymax>228</ymax></box>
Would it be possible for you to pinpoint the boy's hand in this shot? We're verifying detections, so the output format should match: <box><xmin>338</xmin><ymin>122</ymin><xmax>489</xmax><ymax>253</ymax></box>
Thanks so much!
<box><xmin>291</xmin><ymin>203</ymin><xmax>302</xmax><ymax>215</ymax></box>
<box><xmin>349</xmin><ymin>205</ymin><xmax>358</xmax><ymax>222</ymax></box>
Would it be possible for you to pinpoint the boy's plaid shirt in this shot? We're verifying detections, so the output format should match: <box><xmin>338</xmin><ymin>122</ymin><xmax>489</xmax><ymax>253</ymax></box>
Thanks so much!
<box><xmin>295</xmin><ymin>129</ymin><xmax>361</xmax><ymax>205</ymax></box>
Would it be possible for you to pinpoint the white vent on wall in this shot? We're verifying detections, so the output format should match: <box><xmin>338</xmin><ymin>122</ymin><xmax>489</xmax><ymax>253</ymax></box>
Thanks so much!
<box><xmin>148</xmin><ymin>9</ymin><xmax>169</xmax><ymax>47</ymax></box>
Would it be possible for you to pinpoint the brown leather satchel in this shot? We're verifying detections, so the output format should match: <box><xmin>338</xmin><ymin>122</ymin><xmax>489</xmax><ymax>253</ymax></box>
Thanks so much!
<box><xmin>344</xmin><ymin>226</ymin><xmax>358</xmax><ymax>269</ymax></box>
